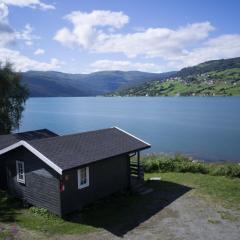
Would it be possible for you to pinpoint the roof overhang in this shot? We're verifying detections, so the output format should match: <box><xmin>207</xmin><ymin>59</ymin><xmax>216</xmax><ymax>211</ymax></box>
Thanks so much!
<box><xmin>113</xmin><ymin>126</ymin><xmax>151</xmax><ymax>147</ymax></box>
<box><xmin>0</xmin><ymin>140</ymin><xmax>63</xmax><ymax>175</ymax></box>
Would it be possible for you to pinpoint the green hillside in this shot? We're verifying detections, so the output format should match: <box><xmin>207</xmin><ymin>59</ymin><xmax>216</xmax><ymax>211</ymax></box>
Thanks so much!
<box><xmin>110</xmin><ymin>57</ymin><xmax>240</xmax><ymax>96</ymax></box>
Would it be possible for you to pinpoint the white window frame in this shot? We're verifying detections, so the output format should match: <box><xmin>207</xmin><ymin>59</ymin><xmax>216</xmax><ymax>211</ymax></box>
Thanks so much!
<box><xmin>16</xmin><ymin>160</ymin><xmax>25</xmax><ymax>184</ymax></box>
<box><xmin>77</xmin><ymin>167</ymin><xmax>89</xmax><ymax>189</ymax></box>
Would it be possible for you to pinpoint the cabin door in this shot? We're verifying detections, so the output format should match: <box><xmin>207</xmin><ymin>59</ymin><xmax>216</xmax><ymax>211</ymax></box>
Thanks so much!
<box><xmin>0</xmin><ymin>164</ymin><xmax>7</xmax><ymax>190</ymax></box>
<box><xmin>6</xmin><ymin>166</ymin><xmax>14</xmax><ymax>194</ymax></box>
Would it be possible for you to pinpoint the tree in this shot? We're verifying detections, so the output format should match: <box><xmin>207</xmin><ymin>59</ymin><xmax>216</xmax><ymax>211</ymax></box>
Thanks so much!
<box><xmin>0</xmin><ymin>63</ymin><xmax>29</xmax><ymax>134</ymax></box>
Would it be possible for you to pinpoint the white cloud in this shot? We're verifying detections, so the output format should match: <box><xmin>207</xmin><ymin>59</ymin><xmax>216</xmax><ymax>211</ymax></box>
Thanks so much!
<box><xmin>54</xmin><ymin>10</ymin><xmax>129</xmax><ymax>49</ymax></box>
<box><xmin>90</xmin><ymin>60</ymin><xmax>162</xmax><ymax>72</ymax></box>
<box><xmin>0</xmin><ymin>5</ymin><xmax>39</xmax><ymax>47</ymax></box>
<box><xmin>0</xmin><ymin>1</ymin><xmax>61</xmax><ymax>72</ymax></box>
<box><xmin>1</xmin><ymin>0</ymin><xmax>55</xmax><ymax>10</ymax></box>
<box><xmin>16</xmin><ymin>23</ymin><xmax>39</xmax><ymax>45</ymax></box>
<box><xmin>34</xmin><ymin>48</ymin><xmax>45</xmax><ymax>55</ymax></box>
<box><xmin>54</xmin><ymin>11</ymin><xmax>213</xmax><ymax>60</ymax></box>
<box><xmin>54</xmin><ymin>10</ymin><xmax>240</xmax><ymax>71</ymax></box>
<box><xmin>0</xmin><ymin>2</ymin><xmax>8</xmax><ymax>22</ymax></box>
<box><xmin>165</xmin><ymin>34</ymin><xmax>240</xmax><ymax>69</ymax></box>
<box><xmin>0</xmin><ymin>3</ymin><xmax>15</xmax><ymax>46</ymax></box>
<box><xmin>0</xmin><ymin>30</ymin><xmax>15</xmax><ymax>46</ymax></box>
<box><xmin>94</xmin><ymin>22</ymin><xmax>214</xmax><ymax>58</ymax></box>
<box><xmin>0</xmin><ymin>47</ymin><xmax>62</xmax><ymax>71</ymax></box>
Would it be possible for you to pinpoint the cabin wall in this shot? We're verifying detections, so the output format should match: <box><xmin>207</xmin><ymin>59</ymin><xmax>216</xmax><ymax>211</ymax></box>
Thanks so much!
<box><xmin>0</xmin><ymin>147</ymin><xmax>61</xmax><ymax>216</ymax></box>
<box><xmin>61</xmin><ymin>154</ymin><xmax>130</xmax><ymax>215</ymax></box>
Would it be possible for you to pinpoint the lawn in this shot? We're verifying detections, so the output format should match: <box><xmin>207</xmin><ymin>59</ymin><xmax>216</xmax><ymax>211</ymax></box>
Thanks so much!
<box><xmin>146</xmin><ymin>173</ymin><xmax>240</xmax><ymax>208</ymax></box>
<box><xmin>0</xmin><ymin>172</ymin><xmax>240</xmax><ymax>238</ymax></box>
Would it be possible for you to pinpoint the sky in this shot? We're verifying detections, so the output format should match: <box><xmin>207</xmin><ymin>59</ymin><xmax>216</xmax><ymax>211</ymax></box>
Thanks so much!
<box><xmin>0</xmin><ymin>0</ymin><xmax>240</xmax><ymax>73</ymax></box>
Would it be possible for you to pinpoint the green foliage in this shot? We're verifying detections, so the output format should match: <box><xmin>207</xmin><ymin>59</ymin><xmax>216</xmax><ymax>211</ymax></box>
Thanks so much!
<box><xmin>208</xmin><ymin>164</ymin><xmax>240</xmax><ymax>178</ymax></box>
<box><xmin>177</xmin><ymin>57</ymin><xmax>240</xmax><ymax>77</ymax></box>
<box><xmin>29</xmin><ymin>207</ymin><xmax>55</xmax><ymax>219</ymax></box>
<box><xmin>142</xmin><ymin>154</ymin><xmax>240</xmax><ymax>178</ymax></box>
<box><xmin>0</xmin><ymin>62</ymin><xmax>29</xmax><ymax>134</ymax></box>
<box><xmin>113</xmin><ymin>57</ymin><xmax>240</xmax><ymax>96</ymax></box>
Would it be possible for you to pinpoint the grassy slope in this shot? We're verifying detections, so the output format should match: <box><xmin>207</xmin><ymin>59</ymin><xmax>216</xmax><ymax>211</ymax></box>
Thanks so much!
<box><xmin>113</xmin><ymin>67</ymin><xmax>240</xmax><ymax>96</ymax></box>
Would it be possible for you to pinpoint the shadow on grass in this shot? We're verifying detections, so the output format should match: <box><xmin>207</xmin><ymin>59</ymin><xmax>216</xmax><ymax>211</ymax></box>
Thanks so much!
<box><xmin>0</xmin><ymin>180</ymin><xmax>191</xmax><ymax>237</ymax></box>
<box><xmin>65</xmin><ymin>180</ymin><xmax>192</xmax><ymax>237</ymax></box>
<box><xmin>0</xmin><ymin>190</ymin><xmax>22</xmax><ymax>222</ymax></box>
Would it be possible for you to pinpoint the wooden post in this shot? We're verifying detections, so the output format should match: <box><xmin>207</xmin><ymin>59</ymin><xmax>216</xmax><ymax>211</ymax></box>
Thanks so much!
<box><xmin>137</xmin><ymin>151</ymin><xmax>140</xmax><ymax>179</ymax></box>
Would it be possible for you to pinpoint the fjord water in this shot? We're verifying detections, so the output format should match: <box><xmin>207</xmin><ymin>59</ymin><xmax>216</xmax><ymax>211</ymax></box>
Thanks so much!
<box><xmin>19</xmin><ymin>97</ymin><xmax>240</xmax><ymax>163</ymax></box>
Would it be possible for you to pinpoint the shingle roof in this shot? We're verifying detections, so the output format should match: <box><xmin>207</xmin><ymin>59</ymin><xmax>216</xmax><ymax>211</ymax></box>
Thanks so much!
<box><xmin>28</xmin><ymin>127</ymin><xmax>150</xmax><ymax>171</ymax></box>
<box><xmin>0</xmin><ymin>129</ymin><xmax>58</xmax><ymax>151</ymax></box>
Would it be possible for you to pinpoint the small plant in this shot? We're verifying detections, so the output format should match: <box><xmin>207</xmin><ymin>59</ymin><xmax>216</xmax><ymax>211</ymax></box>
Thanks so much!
<box><xmin>29</xmin><ymin>207</ymin><xmax>56</xmax><ymax>219</ymax></box>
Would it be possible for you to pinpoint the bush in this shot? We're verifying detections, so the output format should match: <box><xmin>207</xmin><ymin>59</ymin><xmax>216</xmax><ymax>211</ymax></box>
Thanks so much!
<box><xmin>209</xmin><ymin>164</ymin><xmax>240</xmax><ymax>178</ymax></box>
<box><xmin>143</xmin><ymin>159</ymin><xmax>159</xmax><ymax>173</ymax></box>
<box><xmin>174</xmin><ymin>162</ymin><xmax>208</xmax><ymax>174</ymax></box>
<box><xmin>29</xmin><ymin>207</ymin><xmax>55</xmax><ymax>219</ymax></box>
<box><xmin>141</xmin><ymin>154</ymin><xmax>240</xmax><ymax>178</ymax></box>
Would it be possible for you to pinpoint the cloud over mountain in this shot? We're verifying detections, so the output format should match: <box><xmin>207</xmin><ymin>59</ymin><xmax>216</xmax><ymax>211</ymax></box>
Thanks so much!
<box><xmin>54</xmin><ymin>9</ymin><xmax>240</xmax><ymax>71</ymax></box>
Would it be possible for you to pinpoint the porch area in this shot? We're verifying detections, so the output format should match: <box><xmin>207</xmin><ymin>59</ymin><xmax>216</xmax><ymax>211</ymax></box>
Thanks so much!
<box><xmin>129</xmin><ymin>151</ymin><xmax>153</xmax><ymax>195</ymax></box>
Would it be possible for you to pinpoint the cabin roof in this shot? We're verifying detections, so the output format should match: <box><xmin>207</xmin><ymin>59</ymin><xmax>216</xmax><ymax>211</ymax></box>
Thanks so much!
<box><xmin>0</xmin><ymin>129</ymin><xmax>58</xmax><ymax>151</ymax></box>
<box><xmin>0</xmin><ymin>127</ymin><xmax>150</xmax><ymax>174</ymax></box>
<box><xmin>28</xmin><ymin>127</ymin><xmax>150</xmax><ymax>171</ymax></box>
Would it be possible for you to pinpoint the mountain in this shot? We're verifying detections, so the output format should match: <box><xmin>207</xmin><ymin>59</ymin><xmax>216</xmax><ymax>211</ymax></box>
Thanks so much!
<box><xmin>176</xmin><ymin>57</ymin><xmax>240</xmax><ymax>77</ymax></box>
<box><xmin>111</xmin><ymin>57</ymin><xmax>240</xmax><ymax>96</ymax></box>
<box><xmin>22</xmin><ymin>70</ymin><xmax>175</xmax><ymax>97</ymax></box>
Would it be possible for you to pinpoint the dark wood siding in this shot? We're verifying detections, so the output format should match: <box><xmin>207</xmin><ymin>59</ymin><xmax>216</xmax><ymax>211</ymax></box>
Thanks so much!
<box><xmin>1</xmin><ymin>147</ymin><xmax>61</xmax><ymax>216</ymax></box>
<box><xmin>61</xmin><ymin>154</ymin><xmax>130</xmax><ymax>215</ymax></box>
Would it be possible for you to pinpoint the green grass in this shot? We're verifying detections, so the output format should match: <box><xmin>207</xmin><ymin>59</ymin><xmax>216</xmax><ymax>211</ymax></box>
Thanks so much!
<box><xmin>112</xmin><ymin>67</ymin><xmax>240</xmax><ymax>96</ymax></box>
<box><xmin>145</xmin><ymin>172</ymin><xmax>240</xmax><ymax>207</ymax></box>
<box><xmin>0</xmin><ymin>191</ymin><xmax>95</xmax><ymax>236</ymax></box>
<box><xmin>16</xmin><ymin>209</ymin><xmax>95</xmax><ymax>235</ymax></box>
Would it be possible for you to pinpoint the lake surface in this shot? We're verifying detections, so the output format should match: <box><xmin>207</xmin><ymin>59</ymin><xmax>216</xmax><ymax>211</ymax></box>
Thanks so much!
<box><xmin>19</xmin><ymin>97</ymin><xmax>240</xmax><ymax>163</ymax></box>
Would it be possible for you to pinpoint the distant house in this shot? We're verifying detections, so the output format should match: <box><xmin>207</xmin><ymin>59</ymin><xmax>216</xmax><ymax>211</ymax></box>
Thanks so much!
<box><xmin>0</xmin><ymin>127</ymin><xmax>150</xmax><ymax>216</ymax></box>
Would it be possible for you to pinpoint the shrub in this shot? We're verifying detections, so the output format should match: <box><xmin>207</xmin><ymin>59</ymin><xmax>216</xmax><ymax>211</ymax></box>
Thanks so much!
<box><xmin>174</xmin><ymin>162</ymin><xmax>208</xmax><ymax>174</ymax></box>
<box><xmin>158</xmin><ymin>159</ymin><xmax>175</xmax><ymax>172</ymax></box>
<box><xmin>141</xmin><ymin>154</ymin><xmax>240</xmax><ymax>178</ymax></box>
<box><xmin>29</xmin><ymin>207</ymin><xmax>56</xmax><ymax>219</ymax></box>
<box><xmin>142</xmin><ymin>158</ymin><xmax>159</xmax><ymax>173</ymax></box>
<box><xmin>209</xmin><ymin>164</ymin><xmax>240</xmax><ymax>178</ymax></box>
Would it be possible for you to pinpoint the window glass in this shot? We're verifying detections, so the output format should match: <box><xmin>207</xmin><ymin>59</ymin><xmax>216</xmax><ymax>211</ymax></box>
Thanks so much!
<box><xmin>80</xmin><ymin>168</ymin><xmax>87</xmax><ymax>184</ymax></box>
<box><xmin>78</xmin><ymin>167</ymin><xmax>89</xmax><ymax>189</ymax></box>
<box><xmin>16</xmin><ymin>161</ymin><xmax>25</xmax><ymax>184</ymax></box>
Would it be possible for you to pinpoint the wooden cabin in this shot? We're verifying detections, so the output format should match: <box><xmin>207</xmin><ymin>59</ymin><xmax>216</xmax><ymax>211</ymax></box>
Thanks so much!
<box><xmin>0</xmin><ymin>127</ymin><xmax>150</xmax><ymax>216</ymax></box>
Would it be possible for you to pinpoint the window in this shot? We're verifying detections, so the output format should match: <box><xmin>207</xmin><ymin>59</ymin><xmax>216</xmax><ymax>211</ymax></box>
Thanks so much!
<box><xmin>77</xmin><ymin>167</ymin><xmax>89</xmax><ymax>189</ymax></box>
<box><xmin>16</xmin><ymin>161</ymin><xmax>25</xmax><ymax>184</ymax></box>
